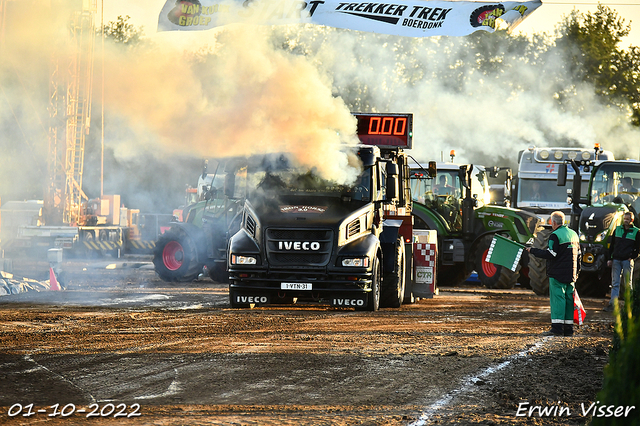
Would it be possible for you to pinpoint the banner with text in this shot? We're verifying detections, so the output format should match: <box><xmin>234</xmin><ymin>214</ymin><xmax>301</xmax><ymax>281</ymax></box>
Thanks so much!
<box><xmin>158</xmin><ymin>0</ymin><xmax>542</xmax><ymax>37</ymax></box>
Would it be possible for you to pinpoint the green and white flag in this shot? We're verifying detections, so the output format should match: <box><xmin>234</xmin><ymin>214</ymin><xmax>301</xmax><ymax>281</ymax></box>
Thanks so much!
<box><xmin>485</xmin><ymin>234</ymin><xmax>524</xmax><ymax>272</ymax></box>
<box><xmin>158</xmin><ymin>0</ymin><xmax>542</xmax><ymax>37</ymax></box>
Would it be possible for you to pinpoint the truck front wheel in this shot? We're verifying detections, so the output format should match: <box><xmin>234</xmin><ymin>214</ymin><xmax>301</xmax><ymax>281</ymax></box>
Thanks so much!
<box><xmin>358</xmin><ymin>258</ymin><xmax>381</xmax><ymax>312</ymax></box>
<box><xmin>153</xmin><ymin>230</ymin><xmax>200</xmax><ymax>282</ymax></box>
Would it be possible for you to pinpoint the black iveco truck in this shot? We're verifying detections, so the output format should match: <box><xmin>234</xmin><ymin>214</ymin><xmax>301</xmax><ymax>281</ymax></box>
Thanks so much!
<box><xmin>227</xmin><ymin>113</ymin><xmax>429</xmax><ymax>311</ymax></box>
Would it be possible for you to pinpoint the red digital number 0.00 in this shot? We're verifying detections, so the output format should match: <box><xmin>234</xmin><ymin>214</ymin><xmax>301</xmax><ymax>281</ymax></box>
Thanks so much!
<box><xmin>367</xmin><ymin>117</ymin><xmax>407</xmax><ymax>136</ymax></box>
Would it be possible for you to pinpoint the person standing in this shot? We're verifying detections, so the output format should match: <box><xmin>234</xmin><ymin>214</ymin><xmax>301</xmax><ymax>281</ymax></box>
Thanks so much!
<box><xmin>526</xmin><ymin>211</ymin><xmax>581</xmax><ymax>336</ymax></box>
<box><xmin>604</xmin><ymin>211</ymin><xmax>640</xmax><ymax>312</ymax></box>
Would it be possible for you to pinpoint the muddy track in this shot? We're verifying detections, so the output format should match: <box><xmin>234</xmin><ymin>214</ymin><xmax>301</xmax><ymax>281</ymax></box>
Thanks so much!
<box><xmin>0</xmin><ymin>257</ymin><xmax>615</xmax><ymax>425</ymax></box>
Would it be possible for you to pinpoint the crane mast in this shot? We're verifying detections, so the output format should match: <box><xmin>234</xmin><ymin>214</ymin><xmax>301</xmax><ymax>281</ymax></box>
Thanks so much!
<box><xmin>44</xmin><ymin>0</ymin><xmax>96</xmax><ymax>225</ymax></box>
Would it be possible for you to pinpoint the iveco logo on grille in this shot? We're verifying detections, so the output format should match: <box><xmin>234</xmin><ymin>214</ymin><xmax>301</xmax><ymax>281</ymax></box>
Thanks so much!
<box><xmin>278</xmin><ymin>241</ymin><xmax>321</xmax><ymax>250</ymax></box>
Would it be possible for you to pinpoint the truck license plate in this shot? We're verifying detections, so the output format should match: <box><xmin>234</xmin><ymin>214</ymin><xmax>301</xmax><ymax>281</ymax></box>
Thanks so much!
<box><xmin>281</xmin><ymin>282</ymin><xmax>312</xmax><ymax>290</ymax></box>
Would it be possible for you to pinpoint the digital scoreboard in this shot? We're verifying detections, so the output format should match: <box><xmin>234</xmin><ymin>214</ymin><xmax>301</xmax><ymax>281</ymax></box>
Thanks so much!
<box><xmin>353</xmin><ymin>113</ymin><xmax>413</xmax><ymax>149</ymax></box>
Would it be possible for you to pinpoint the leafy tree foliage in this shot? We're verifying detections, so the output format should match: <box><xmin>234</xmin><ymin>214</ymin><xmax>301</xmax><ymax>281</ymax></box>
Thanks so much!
<box><xmin>556</xmin><ymin>5</ymin><xmax>629</xmax><ymax>87</ymax></box>
<box><xmin>101</xmin><ymin>15</ymin><xmax>144</xmax><ymax>47</ymax></box>
<box><xmin>555</xmin><ymin>5</ymin><xmax>640</xmax><ymax>125</ymax></box>
<box><xmin>619</xmin><ymin>46</ymin><xmax>640</xmax><ymax>125</ymax></box>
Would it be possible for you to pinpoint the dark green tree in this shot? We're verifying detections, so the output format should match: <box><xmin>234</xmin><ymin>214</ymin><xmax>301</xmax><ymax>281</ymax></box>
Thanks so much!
<box><xmin>619</xmin><ymin>46</ymin><xmax>640</xmax><ymax>125</ymax></box>
<box><xmin>555</xmin><ymin>4</ymin><xmax>640</xmax><ymax>125</ymax></box>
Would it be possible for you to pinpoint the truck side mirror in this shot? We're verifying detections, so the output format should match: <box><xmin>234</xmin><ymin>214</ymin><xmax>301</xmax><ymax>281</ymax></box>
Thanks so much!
<box><xmin>386</xmin><ymin>175</ymin><xmax>398</xmax><ymax>200</ymax></box>
<box><xmin>224</xmin><ymin>173</ymin><xmax>236</xmax><ymax>198</ymax></box>
<box><xmin>428</xmin><ymin>161</ymin><xmax>437</xmax><ymax>178</ymax></box>
<box><xmin>386</xmin><ymin>162</ymin><xmax>399</xmax><ymax>176</ymax></box>
<box><xmin>557</xmin><ymin>163</ymin><xmax>567</xmax><ymax>186</ymax></box>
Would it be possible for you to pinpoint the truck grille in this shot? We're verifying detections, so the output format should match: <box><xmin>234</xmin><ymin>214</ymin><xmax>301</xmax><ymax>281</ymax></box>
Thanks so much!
<box><xmin>266</xmin><ymin>228</ymin><xmax>333</xmax><ymax>267</ymax></box>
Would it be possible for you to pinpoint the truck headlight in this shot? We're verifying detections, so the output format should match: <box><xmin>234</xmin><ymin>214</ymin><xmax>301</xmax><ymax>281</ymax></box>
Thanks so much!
<box><xmin>594</xmin><ymin>231</ymin><xmax>608</xmax><ymax>243</ymax></box>
<box><xmin>231</xmin><ymin>255</ymin><xmax>257</xmax><ymax>265</ymax></box>
<box><xmin>342</xmin><ymin>257</ymin><xmax>369</xmax><ymax>267</ymax></box>
<box><xmin>579</xmin><ymin>233</ymin><xmax>587</xmax><ymax>242</ymax></box>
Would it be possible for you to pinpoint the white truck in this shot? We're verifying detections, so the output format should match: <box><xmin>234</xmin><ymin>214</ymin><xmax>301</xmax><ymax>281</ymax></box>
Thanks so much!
<box><xmin>513</xmin><ymin>146</ymin><xmax>614</xmax><ymax>225</ymax></box>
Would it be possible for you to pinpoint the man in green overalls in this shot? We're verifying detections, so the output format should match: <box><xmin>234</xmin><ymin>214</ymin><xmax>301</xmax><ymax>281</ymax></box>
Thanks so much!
<box><xmin>604</xmin><ymin>211</ymin><xmax>640</xmax><ymax>312</ymax></box>
<box><xmin>526</xmin><ymin>211</ymin><xmax>581</xmax><ymax>336</ymax></box>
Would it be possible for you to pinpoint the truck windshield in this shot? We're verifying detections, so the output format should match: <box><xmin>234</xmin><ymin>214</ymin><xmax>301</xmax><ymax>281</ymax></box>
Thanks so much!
<box><xmin>590</xmin><ymin>164</ymin><xmax>640</xmax><ymax>206</ymax></box>
<box><xmin>249</xmin><ymin>168</ymin><xmax>372</xmax><ymax>203</ymax></box>
<box><xmin>517</xmin><ymin>178</ymin><xmax>587</xmax><ymax>207</ymax></box>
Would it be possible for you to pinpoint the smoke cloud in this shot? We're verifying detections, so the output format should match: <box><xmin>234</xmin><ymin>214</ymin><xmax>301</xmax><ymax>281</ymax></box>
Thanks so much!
<box><xmin>99</xmin><ymin>24</ymin><xmax>361</xmax><ymax>185</ymax></box>
<box><xmin>2</xmin><ymin>1</ymin><xmax>640</xmax><ymax>218</ymax></box>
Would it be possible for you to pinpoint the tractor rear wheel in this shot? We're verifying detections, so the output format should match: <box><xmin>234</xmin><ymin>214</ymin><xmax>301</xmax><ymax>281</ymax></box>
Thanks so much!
<box><xmin>153</xmin><ymin>230</ymin><xmax>200</xmax><ymax>282</ymax></box>
<box><xmin>518</xmin><ymin>270</ymin><xmax>531</xmax><ymax>289</ymax></box>
<box><xmin>529</xmin><ymin>229</ymin><xmax>552</xmax><ymax>296</ymax></box>
<box><xmin>495</xmin><ymin>266</ymin><xmax>520</xmax><ymax>289</ymax></box>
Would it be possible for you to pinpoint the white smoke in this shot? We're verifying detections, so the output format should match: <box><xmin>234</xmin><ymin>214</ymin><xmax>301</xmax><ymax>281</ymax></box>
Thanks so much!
<box><xmin>3</xmin><ymin>2</ymin><xmax>640</xmax><ymax>212</ymax></box>
<box><xmin>273</xmin><ymin>27</ymin><xmax>640</xmax><ymax>168</ymax></box>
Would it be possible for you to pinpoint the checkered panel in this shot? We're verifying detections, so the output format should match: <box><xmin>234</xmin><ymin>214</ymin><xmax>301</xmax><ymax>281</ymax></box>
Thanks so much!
<box><xmin>414</xmin><ymin>243</ymin><xmax>436</xmax><ymax>267</ymax></box>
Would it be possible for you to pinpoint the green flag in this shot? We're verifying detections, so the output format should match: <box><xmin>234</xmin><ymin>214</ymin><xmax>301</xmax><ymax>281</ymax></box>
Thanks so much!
<box><xmin>486</xmin><ymin>234</ymin><xmax>524</xmax><ymax>272</ymax></box>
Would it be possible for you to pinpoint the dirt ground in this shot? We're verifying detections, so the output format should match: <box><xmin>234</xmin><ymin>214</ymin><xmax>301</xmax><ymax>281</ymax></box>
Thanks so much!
<box><xmin>0</xmin><ymin>257</ymin><xmax>616</xmax><ymax>425</ymax></box>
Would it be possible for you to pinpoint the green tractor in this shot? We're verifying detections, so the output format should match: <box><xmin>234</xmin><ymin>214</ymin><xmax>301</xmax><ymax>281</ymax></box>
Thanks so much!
<box><xmin>559</xmin><ymin>159</ymin><xmax>640</xmax><ymax>297</ymax></box>
<box><xmin>153</xmin><ymin>159</ymin><xmax>245</xmax><ymax>283</ymax></box>
<box><xmin>410</xmin><ymin>161</ymin><xmax>544</xmax><ymax>289</ymax></box>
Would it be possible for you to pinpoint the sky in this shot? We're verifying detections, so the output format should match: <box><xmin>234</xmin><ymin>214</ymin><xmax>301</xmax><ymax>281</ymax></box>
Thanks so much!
<box><xmin>102</xmin><ymin>0</ymin><xmax>640</xmax><ymax>48</ymax></box>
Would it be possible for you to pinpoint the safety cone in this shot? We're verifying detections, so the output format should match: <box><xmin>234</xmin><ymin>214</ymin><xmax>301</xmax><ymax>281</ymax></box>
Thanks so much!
<box><xmin>49</xmin><ymin>267</ymin><xmax>60</xmax><ymax>291</ymax></box>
